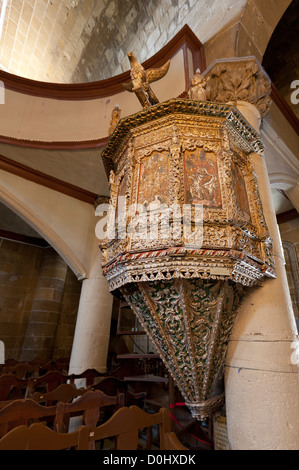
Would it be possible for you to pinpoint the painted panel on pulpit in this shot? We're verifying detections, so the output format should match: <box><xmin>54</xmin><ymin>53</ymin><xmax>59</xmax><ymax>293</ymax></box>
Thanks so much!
<box><xmin>231</xmin><ymin>161</ymin><xmax>251</xmax><ymax>220</ymax></box>
<box><xmin>184</xmin><ymin>149</ymin><xmax>222</xmax><ymax>208</ymax></box>
<box><xmin>138</xmin><ymin>151</ymin><xmax>170</xmax><ymax>206</ymax></box>
<box><xmin>116</xmin><ymin>172</ymin><xmax>128</xmax><ymax>220</ymax></box>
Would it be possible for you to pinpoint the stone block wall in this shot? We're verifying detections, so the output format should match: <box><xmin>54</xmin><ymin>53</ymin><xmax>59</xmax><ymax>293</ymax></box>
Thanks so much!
<box><xmin>0</xmin><ymin>239</ymin><xmax>81</xmax><ymax>362</ymax></box>
<box><xmin>0</xmin><ymin>0</ymin><xmax>247</xmax><ymax>83</ymax></box>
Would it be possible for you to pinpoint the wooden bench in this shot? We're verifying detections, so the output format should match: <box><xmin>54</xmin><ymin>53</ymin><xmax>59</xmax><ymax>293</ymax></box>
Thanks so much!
<box><xmin>2</xmin><ymin>362</ymin><xmax>40</xmax><ymax>379</ymax></box>
<box><xmin>87</xmin><ymin>405</ymin><xmax>188</xmax><ymax>450</ymax></box>
<box><xmin>54</xmin><ymin>389</ymin><xmax>125</xmax><ymax>449</ymax></box>
<box><xmin>89</xmin><ymin>376</ymin><xmax>147</xmax><ymax>407</ymax></box>
<box><xmin>0</xmin><ymin>423</ymin><xmax>89</xmax><ymax>450</ymax></box>
<box><xmin>0</xmin><ymin>407</ymin><xmax>187</xmax><ymax>450</ymax></box>
<box><xmin>69</xmin><ymin>368</ymin><xmax>105</xmax><ymax>386</ymax></box>
<box><xmin>0</xmin><ymin>389</ymin><xmax>124</xmax><ymax>441</ymax></box>
<box><xmin>89</xmin><ymin>376</ymin><xmax>126</xmax><ymax>395</ymax></box>
<box><xmin>0</xmin><ymin>374</ymin><xmax>29</xmax><ymax>401</ymax></box>
<box><xmin>26</xmin><ymin>371</ymin><xmax>72</xmax><ymax>397</ymax></box>
<box><xmin>31</xmin><ymin>383</ymin><xmax>90</xmax><ymax>406</ymax></box>
<box><xmin>0</xmin><ymin>399</ymin><xmax>58</xmax><ymax>437</ymax></box>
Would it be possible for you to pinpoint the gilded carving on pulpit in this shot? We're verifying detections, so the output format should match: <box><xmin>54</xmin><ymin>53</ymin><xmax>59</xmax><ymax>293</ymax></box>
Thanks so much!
<box><xmin>100</xmin><ymin>93</ymin><xmax>275</xmax><ymax>421</ymax></box>
<box><xmin>123</xmin><ymin>51</ymin><xmax>170</xmax><ymax>108</ymax></box>
<box><xmin>108</xmin><ymin>106</ymin><xmax>121</xmax><ymax>135</ymax></box>
<box><xmin>184</xmin><ymin>149</ymin><xmax>222</xmax><ymax>208</ymax></box>
<box><xmin>137</xmin><ymin>152</ymin><xmax>170</xmax><ymax>206</ymax></box>
<box><xmin>231</xmin><ymin>161</ymin><xmax>251</xmax><ymax>220</ymax></box>
<box><xmin>188</xmin><ymin>70</ymin><xmax>207</xmax><ymax>101</ymax></box>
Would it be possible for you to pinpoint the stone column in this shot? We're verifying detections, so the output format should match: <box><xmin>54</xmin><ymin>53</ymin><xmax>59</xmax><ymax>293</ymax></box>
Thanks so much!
<box><xmin>204</xmin><ymin>58</ymin><xmax>299</xmax><ymax>450</ymax></box>
<box><xmin>20</xmin><ymin>248</ymin><xmax>68</xmax><ymax>362</ymax></box>
<box><xmin>68</xmin><ymin>235</ymin><xmax>113</xmax><ymax>375</ymax></box>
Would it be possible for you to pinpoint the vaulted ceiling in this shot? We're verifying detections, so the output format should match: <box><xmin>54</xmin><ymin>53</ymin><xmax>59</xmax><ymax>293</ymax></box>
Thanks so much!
<box><xmin>0</xmin><ymin>0</ymin><xmax>297</xmax><ymax>236</ymax></box>
<box><xmin>0</xmin><ymin>0</ymin><xmax>247</xmax><ymax>83</ymax></box>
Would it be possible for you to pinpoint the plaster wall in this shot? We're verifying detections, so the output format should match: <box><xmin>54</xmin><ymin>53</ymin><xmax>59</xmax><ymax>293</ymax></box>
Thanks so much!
<box><xmin>0</xmin><ymin>49</ymin><xmax>185</xmax><ymax>142</ymax></box>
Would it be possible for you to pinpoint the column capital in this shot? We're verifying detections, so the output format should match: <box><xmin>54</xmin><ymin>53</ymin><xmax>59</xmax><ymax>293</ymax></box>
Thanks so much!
<box><xmin>203</xmin><ymin>56</ymin><xmax>272</xmax><ymax>118</ymax></box>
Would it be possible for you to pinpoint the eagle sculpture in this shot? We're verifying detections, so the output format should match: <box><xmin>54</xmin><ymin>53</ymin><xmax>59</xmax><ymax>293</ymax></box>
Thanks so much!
<box><xmin>123</xmin><ymin>51</ymin><xmax>170</xmax><ymax>108</ymax></box>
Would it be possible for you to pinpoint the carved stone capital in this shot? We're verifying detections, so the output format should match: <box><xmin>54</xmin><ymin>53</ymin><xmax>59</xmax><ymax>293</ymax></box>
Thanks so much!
<box><xmin>203</xmin><ymin>57</ymin><xmax>272</xmax><ymax>117</ymax></box>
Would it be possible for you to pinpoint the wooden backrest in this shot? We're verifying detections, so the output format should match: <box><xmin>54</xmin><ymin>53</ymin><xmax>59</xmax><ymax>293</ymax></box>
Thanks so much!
<box><xmin>31</xmin><ymin>383</ymin><xmax>89</xmax><ymax>405</ymax></box>
<box><xmin>0</xmin><ymin>407</ymin><xmax>187</xmax><ymax>450</ymax></box>
<box><xmin>0</xmin><ymin>425</ymin><xmax>29</xmax><ymax>450</ymax></box>
<box><xmin>0</xmin><ymin>374</ymin><xmax>28</xmax><ymax>401</ymax></box>
<box><xmin>0</xmin><ymin>399</ymin><xmax>57</xmax><ymax>437</ymax></box>
<box><xmin>69</xmin><ymin>368</ymin><xmax>104</xmax><ymax>386</ymax></box>
<box><xmin>163</xmin><ymin>431</ymin><xmax>188</xmax><ymax>450</ymax></box>
<box><xmin>54</xmin><ymin>389</ymin><xmax>125</xmax><ymax>433</ymax></box>
<box><xmin>2</xmin><ymin>362</ymin><xmax>40</xmax><ymax>379</ymax></box>
<box><xmin>26</xmin><ymin>371</ymin><xmax>70</xmax><ymax>397</ymax></box>
<box><xmin>0</xmin><ymin>423</ymin><xmax>89</xmax><ymax>450</ymax></box>
<box><xmin>88</xmin><ymin>405</ymin><xmax>172</xmax><ymax>450</ymax></box>
<box><xmin>89</xmin><ymin>376</ymin><xmax>126</xmax><ymax>395</ymax></box>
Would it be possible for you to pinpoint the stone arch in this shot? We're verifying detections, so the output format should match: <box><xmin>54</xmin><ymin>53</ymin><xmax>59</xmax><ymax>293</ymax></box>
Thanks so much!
<box><xmin>236</xmin><ymin>0</ymin><xmax>293</xmax><ymax>61</ymax></box>
<box><xmin>204</xmin><ymin>0</ymin><xmax>293</xmax><ymax>67</ymax></box>
<box><xmin>269</xmin><ymin>173</ymin><xmax>298</xmax><ymax>191</ymax></box>
<box><xmin>0</xmin><ymin>184</ymin><xmax>87</xmax><ymax>281</ymax></box>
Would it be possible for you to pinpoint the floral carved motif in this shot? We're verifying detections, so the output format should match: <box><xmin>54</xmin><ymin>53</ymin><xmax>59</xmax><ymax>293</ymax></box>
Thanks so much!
<box><xmin>204</xmin><ymin>58</ymin><xmax>272</xmax><ymax>117</ymax></box>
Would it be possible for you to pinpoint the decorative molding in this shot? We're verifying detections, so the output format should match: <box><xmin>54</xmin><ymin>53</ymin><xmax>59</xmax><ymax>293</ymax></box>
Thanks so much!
<box><xmin>0</xmin><ymin>134</ymin><xmax>108</xmax><ymax>150</ymax></box>
<box><xmin>0</xmin><ymin>229</ymin><xmax>50</xmax><ymax>247</ymax></box>
<box><xmin>270</xmin><ymin>83</ymin><xmax>299</xmax><ymax>136</ymax></box>
<box><xmin>269</xmin><ymin>173</ymin><xmax>299</xmax><ymax>190</ymax></box>
<box><xmin>0</xmin><ymin>153</ymin><xmax>101</xmax><ymax>204</ymax></box>
<box><xmin>101</xmin><ymin>98</ymin><xmax>264</xmax><ymax>178</ymax></box>
<box><xmin>0</xmin><ymin>25</ymin><xmax>205</xmax><ymax>101</ymax></box>
<box><xmin>261</xmin><ymin>119</ymin><xmax>299</xmax><ymax>177</ymax></box>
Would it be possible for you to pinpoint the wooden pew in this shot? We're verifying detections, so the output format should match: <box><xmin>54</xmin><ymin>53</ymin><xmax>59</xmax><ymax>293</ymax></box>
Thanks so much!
<box><xmin>2</xmin><ymin>362</ymin><xmax>40</xmax><ymax>379</ymax></box>
<box><xmin>26</xmin><ymin>371</ymin><xmax>71</xmax><ymax>397</ymax></box>
<box><xmin>89</xmin><ymin>376</ymin><xmax>126</xmax><ymax>395</ymax></box>
<box><xmin>87</xmin><ymin>405</ymin><xmax>188</xmax><ymax>450</ymax></box>
<box><xmin>0</xmin><ymin>399</ymin><xmax>58</xmax><ymax>437</ymax></box>
<box><xmin>31</xmin><ymin>383</ymin><xmax>90</xmax><ymax>406</ymax></box>
<box><xmin>163</xmin><ymin>431</ymin><xmax>189</xmax><ymax>450</ymax></box>
<box><xmin>0</xmin><ymin>423</ymin><xmax>89</xmax><ymax>450</ymax></box>
<box><xmin>0</xmin><ymin>407</ymin><xmax>187</xmax><ymax>450</ymax></box>
<box><xmin>69</xmin><ymin>368</ymin><xmax>105</xmax><ymax>386</ymax></box>
<box><xmin>0</xmin><ymin>374</ymin><xmax>28</xmax><ymax>401</ymax></box>
<box><xmin>26</xmin><ymin>368</ymin><xmax>104</xmax><ymax>396</ymax></box>
<box><xmin>54</xmin><ymin>389</ymin><xmax>125</xmax><ymax>433</ymax></box>
<box><xmin>0</xmin><ymin>389</ymin><xmax>124</xmax><ymax>439</ymax></box>
<box><xmin>90</xmin><ymin>376</ymin><xmax>147</xmax><ymax>407</ymax></box>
